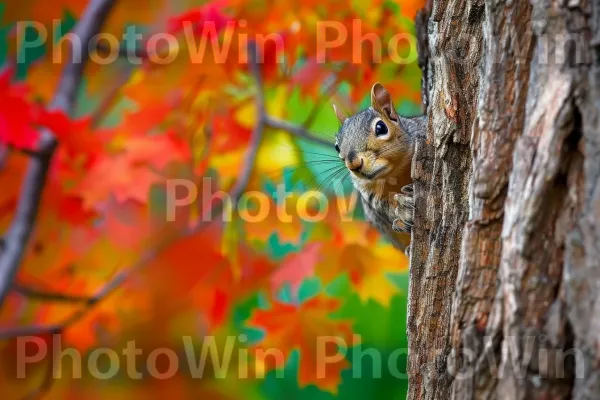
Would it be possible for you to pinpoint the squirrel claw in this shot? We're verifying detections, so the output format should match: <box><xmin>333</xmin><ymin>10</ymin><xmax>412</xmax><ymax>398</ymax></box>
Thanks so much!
<box><xmin>392</xmin><ymin>218</ymin><xmax>410</xmax><ymax>233</ymax></box>
<box><xmin>392</xmin><ymin>185</ymin><xmax>414</xmax><ymax>233</ymax></box>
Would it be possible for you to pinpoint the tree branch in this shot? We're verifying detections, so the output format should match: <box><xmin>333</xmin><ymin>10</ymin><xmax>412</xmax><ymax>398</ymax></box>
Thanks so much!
<box><xmin>264</xmin><ymin>116</ymin><xmax>333</xmax><ymax>147</ymax></box>
<box><xmin>13</xmin><ymin>283</ymin><xmax>95</xmax><ymax>305</ymax></box>
<box><xmin>0</xmin><ymin>41</ymin><xmax>266</xmax><ymax>341</ymax></box>
<box><xmin>0</xmin><ymin>0</ymin><xmax>117</xmax><ymax>310</ymax></box>
<box><xmin>0</xmin><ymin>254</ymin><xmax>154</xmax><ymax>340</ymax></box>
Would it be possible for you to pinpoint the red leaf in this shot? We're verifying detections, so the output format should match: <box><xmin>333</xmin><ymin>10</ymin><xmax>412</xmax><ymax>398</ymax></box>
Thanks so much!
<box><xmin>291</xmin><ymin>59</ymin><xmax>333</xmax><ymax>97</ymax></box>
<box><xmin>211</xmin><ymin>112</ymin><xmax>252</xmax><ymax>151</ymax></box>
<box><xmin>0</xmin><ymin>68</ymin><xmax>39</xmax><ymax>149</ymax></box>
<box><xmin>270</xmin><ymin>243</ymin><xmax>322</xmax><ymax>296</ymax></box>
<box><xmin>167</xmin><ymin>0</ymin><xmax>232</xmax><ymax>35</ymax></box>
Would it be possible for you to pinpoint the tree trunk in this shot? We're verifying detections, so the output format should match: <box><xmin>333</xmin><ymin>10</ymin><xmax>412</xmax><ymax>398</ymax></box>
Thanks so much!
<box><xmin>408</xmin><ymin>0</ymin><xmax>600</xmax><ymax>398</ymax></box>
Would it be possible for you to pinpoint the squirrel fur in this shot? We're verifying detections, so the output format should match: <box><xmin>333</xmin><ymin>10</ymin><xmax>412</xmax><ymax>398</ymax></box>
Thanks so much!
<box><xmin>333</xmin><ymin>83</ymin><xmax>426</xmax><ymax>252</ymax></box>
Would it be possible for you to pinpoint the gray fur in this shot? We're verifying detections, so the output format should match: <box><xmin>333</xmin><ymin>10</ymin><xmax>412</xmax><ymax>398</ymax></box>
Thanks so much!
<box><xmin>334</xmin><ymin>109</ymin><xmax>427</xmax><ymax>252</ymax></box>
<box><xmin>335</xmin><ymin>107</ymin><xmax>377</xmax><ymax>158</ymax></box>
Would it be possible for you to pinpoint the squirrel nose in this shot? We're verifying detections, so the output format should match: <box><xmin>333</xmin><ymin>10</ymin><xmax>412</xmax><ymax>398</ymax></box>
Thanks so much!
<box><xmin>346</xmin><ymin>157</ymin><xmax>364</xmax><ymax>172</ymax></box>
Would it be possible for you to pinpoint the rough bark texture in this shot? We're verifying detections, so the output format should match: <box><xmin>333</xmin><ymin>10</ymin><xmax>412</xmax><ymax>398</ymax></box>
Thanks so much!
<box><xmin>407</xmin><ymin>0</ymin><xmax>483</xmax><ymax>397</ymax></box>
<box><xmin>409</xmin><ymin>0</ymin><xmax>600</xmax><ymax>398</ymax></box>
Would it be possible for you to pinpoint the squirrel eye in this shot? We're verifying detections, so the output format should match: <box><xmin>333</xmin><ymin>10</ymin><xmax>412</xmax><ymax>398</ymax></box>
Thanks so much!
<box><xmin>375</xmin><ymin>120</ymin><xmax>388</xmax><ymax>136</ymax></box>
<box><xmin>335</xmin><ymin>144</ymin><xmax>340</xmax><ymax>153</ymax></box>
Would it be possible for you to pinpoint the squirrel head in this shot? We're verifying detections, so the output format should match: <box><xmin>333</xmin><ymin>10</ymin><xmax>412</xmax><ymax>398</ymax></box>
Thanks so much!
<box><xmin>333</xmin><ymin>83</ymin><xmax>413</xmax><ymax>182</ymax></box>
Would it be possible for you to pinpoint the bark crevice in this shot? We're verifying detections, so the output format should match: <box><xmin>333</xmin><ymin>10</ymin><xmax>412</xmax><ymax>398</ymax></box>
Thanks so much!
<box><xmin>408</xmin><ymin>0</ymin><xmax>599</xmax><ymax>397</ymax></box>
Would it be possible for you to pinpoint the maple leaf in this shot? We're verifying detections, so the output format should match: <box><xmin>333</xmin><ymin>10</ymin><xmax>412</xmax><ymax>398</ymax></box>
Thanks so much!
<box><xmin>291</xmin><ymin>59</ymin><xmax>334</xmax><ymax>98</ymax></box>
<box><xmin>0</xmin><ymin>68</ymin><xmax>39</xmax><ymax>149</ymax></box>
<box><xmin>143</xmin><ymin>223</ymin><xmax>229</xmax><ymax>325</ymax></box>
<box><xmin>42</xmin><ymin>114</ymin><xmax>107</xmax><ymax>169</ymax></box>
<box><xmin>211</xmin><ymin>111</ymin><xmax>253</xmax><ymax>152</ymax></box>
<box><xmin>42</xmin><ymin>180</ymin><xmax>98</xmax><ymax>226</ymax></box>
<box><xmin>339</xmin><ymin>243</ymin><xmax>408</xmax><ymax>306</ymax></box>
<box><xmin>190</xmin><ymin>243</ymin><xmax>276</xmax><ymax>329</ymax></box>
<box><xmin>76</xmin><ymin>156</ymin><xmax>162</xmax><ymax>208</ymax></box>
<box><xmin>73</xmin><ymin>131</ymin><xmax>190</xmax><ymax>209</ymax></box>
<box><xmin>0</xmin><ymin>2</ymin><xmax>427</xmax><ymax>397</ymax></box>
<box><xmin>167</xmin><ymin>0</ymin><xmax>232</xmax><ymax>35</ymax></box>
<box><xmin>311</xmin><ymin>216</ymin><xmax>408</xmax><ymax>306</ymax></box>
<box><xmin>102</xmin><ymin>198</ymin><xmax>153</xmax><ymax>248</ymax></box>
<box><xmin>270</xmin><ymin>243</ymin><xmax>322</xmax><ymax>296</ymax></box>
<box><xmin>243</xmin><ymin>196</ymin><xmax>304</xmax><ymax>245</ymax></box>
<box><xmin>120</xmin><ymin>131</ymin><xmax>191</xmax><ymax>169</ymax></box>
<box><xmin>116</xmin><ymin>104</ymin><xmax>173</xmax><ymax>138</ymax></box>
<box><xmin>247</xmin><ymin>296</ymin><xmax>356</xmax><ymax>394</ymax></box>
<box><xmin>63</xmin><ymin>308</ymin><xmax>121</xmax><ymax>351</ymax></box>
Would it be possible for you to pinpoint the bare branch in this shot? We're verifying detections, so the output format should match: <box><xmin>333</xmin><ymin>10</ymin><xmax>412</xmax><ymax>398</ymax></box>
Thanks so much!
<box><xmin>90</xmin><ymin>69</ymin><xmax>134</xmax><ymax>128</ymax></box>
<box><xmin>13</xmin><ymin>283</ymin><xmax>94</xmax><ymax>305</ymax></box>
<box><xmin>264</xmin><ymin>116</ymin><xmax>333</xmax><ymax>147</ymax></box>
<box><xmin>51</xmin><ymin>0</ymin><xmax>117</xmax><ymax>113</ymax></box>
<box><xmin>190</xmin><ymin>41</ymin><xmax>267</xmax><ymax>232</ymax></box>
<box><xmin>0</xmin><ymin>41</ymin><xmax>267</xmax><ymax>341</ymax></box>
<box><xmin>0</xmin><ymin>253</ymin><xmax>156</xmax><ymax>341</ymax></box>
<box><xmin>0</xmin><ymin>0</ymin><xmax>117</xmax><ymax>309</ymax></box>
<box><xmin>231</xmin><ymin>42</ymin><xmax>266</xmax><ymax>200</ymax></box>
<box><xmin>5</xmin><ymin>145</ymin><xmax>44</xmax><ymax>158</ymax></box>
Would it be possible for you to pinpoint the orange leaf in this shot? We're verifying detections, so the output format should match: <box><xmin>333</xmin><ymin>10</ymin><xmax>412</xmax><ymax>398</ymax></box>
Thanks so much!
<box><xmin>247</xmin><ymin>296</ymin><xmax>356</xmax><ymax>394</ymax></box>
<box><xmin>74</xmin><ymin>132</ymin><xmax>189</xmax><ymax>209</ymax></box>
<box><xmin>211</xmin><ymin>112</ymin><xmax>252</xmax><ymax>152</ymax></box>
<box><xmin>243</xmin><ymin>197</ymin><xmax>304</xmax><ymax>245</ymax></box>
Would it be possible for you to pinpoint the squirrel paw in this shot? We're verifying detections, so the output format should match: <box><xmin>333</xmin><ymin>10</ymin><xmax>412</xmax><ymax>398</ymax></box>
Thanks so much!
<box><xmin>391</xmin><ymin>184</ymin><xmax>414</xmax><ymax>233</ymax></box>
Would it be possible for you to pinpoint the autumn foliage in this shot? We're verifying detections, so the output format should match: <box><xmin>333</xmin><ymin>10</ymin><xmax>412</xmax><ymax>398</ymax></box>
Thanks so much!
<box><xmin>0</xmin><ymin>0</ymin><xmax>424</xmax><ymax>398</ymax></box>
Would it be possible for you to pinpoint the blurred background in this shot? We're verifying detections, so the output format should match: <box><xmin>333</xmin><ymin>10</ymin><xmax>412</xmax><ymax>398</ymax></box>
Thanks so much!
<box><xmin>0</xmin><ymin>0</ymin><xmax>424</xmax><ymax>398</ymax></box>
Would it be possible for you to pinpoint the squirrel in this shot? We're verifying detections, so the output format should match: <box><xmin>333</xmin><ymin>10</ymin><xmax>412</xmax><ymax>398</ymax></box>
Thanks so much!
<box><xmin>333</xmin><ymin>83</ymin><xmax>426</xmax><ymax>252</ymax></box>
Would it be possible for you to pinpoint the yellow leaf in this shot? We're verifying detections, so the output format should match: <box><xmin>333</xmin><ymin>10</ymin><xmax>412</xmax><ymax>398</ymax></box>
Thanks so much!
<box><xmin>339</xmin><ymin>243</ymin><xmax>408</xmax><ymax>306</ymax></box>
<box><xmin>255</xmin><ymin>130</ymin><xmax>300</xmax><ymax>180</ymax></box>
<box><xmin>234</xmin><ymin>101</ymin><xmax>257</xmax><ymax>129</ymax></box>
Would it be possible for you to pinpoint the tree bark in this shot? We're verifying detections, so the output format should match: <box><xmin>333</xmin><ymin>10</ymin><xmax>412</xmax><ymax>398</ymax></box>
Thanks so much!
<box><xmin>408</xmin><ymin>0</ymin><xmax>600</xmax><ymax>398</ymax></box>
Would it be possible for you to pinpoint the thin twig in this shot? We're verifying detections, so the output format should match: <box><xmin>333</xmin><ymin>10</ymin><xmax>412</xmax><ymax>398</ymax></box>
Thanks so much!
<box><xmin>264</xmin><ymin>116</ymin><xmax>333</xmax><ymax>147</ymax></box>
<box><xmin>0</xmin><ymin>0</ymin><xmax>117</xmax><ymax>311</ymax></box>
<box><xmin>13</xmin><ymin>283</ymin><xmax>95</xmax><ymax>305</ymax></box>
<box><xmin>0</xmin><ymin>41</ymin><xmax>267</xmax><ymax>341</ymax></box>
<box><xmin>0</xmin><ymin>1</ymin><xmax>117</xmax><ymax>399</ymax></box>
<box><xmin>189</xmin><ymin>41</ymin><xmax>266</xmax><ymax>233</ymax></box>
<box><xmin>0</xmin><ymin>256</ymin><xmax>149</xmax><ymax>340</ymax></box>
<box><xmin>6</xmin><ymin>145</ymin><xmax>44</xmax><ymax>158</ymax></box>
<box><xmin>90</xmin><ymin>68</ymin><xmax>133</xmax><ymax>128</ymax></box>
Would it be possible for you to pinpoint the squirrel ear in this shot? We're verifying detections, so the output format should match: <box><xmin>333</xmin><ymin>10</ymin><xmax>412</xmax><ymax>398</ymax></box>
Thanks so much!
<box><xmin>371</xmin><ymin>83</ymin><xmax>399</xmax><ymax>122</ymax></box>
<box><xmin>332</xmin><ymin>103</ymin><xmax>347</xmax><ymax>124</ymax></box>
